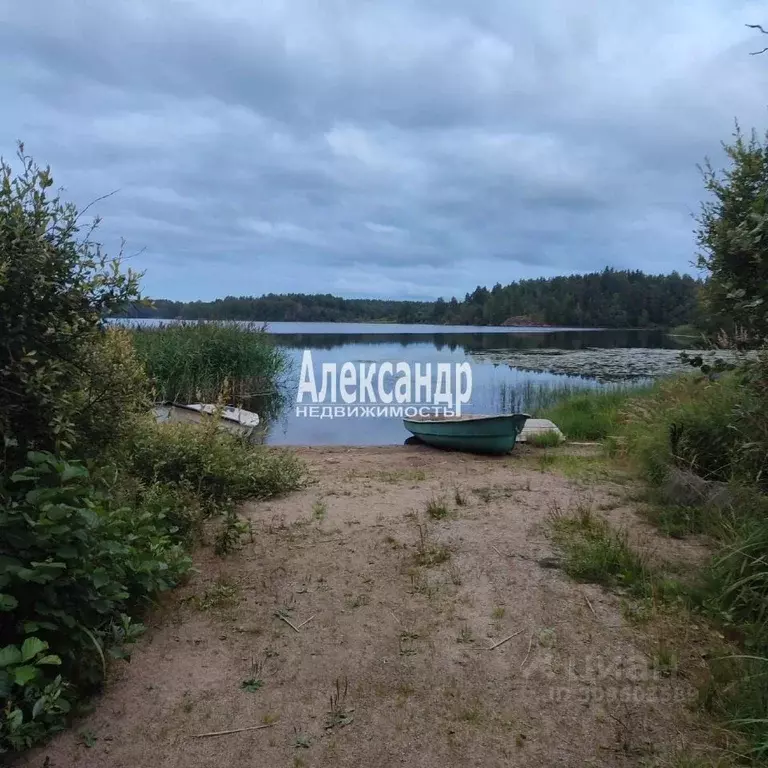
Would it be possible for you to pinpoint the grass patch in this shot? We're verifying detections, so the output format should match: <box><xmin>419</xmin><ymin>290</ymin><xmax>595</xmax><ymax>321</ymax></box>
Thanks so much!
<box><xmin>425</xmin><ymin>495</ymin><xmax>450</xmax><ymax>520</ymax></box>
<box><xmin>527</xmin><ymin>430</ymin><xmax>562</xmax><ymax>448</ymax></box>
<box><xmin>447</xmin><ymin>563</ymin><xmax>463</xmax><ymax>585</ymax></box>
<box><xmin>699</xmin><ymin>653</ymin><xmax>768</xmax><ymax>761</ymax></box>
<box><xmin>373</xmin><ymin>468</ymin><xmax>427</xmax><ymax>483</ymax></box>
<box><xmin>414</xmin><ymin>525</ymin><xmax>451</xmax><ymax>567</ymax></box>
<box><xmin>539</xmin><ymin>384</ymin><xmax>654</xmax><ymax>440</ymax></box>
<box><xmin>651</xmin><ymin>642</ymin><xmax>680</xmax><ymax>678</ymax></box>
<box><xmin>189</xmin><ymin>580</ymin><xmax>241</xmax><ymax>611</ymax></box>
<box><xmin>583</xmin><ymin>369</ymin><xmax>768</xmax><ymax>758</ymax></box>
<box><xmin>533</xmin><ymin>453</ymin><xmax>615</xmax><ymax>482</ymax></box>
<box><xmin>131</xmin><ymin>321</ymin><xmax>288</xmax><ymax>404</ymax></box>
<box><xmin>312</xmin><ymin>499</ymin><xmax>327</xmax><ymax>521</ymax></box>
<box><xmin>549</xmin><ymin>506</ymin><xmax>651</xmax><ymax>596</ymax></box>
<box><xmin>457</xmin><ymin>702</ymin><xmax>485</xmax><ymax>724</ymax></box>
<box><xmin>130</xmin><ymin>418</ymin><xmax>305</xmax><ymax>508</ymax></box>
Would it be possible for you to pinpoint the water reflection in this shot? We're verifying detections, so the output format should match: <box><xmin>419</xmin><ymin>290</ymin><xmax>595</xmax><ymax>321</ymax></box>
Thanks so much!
<box><xmin>272</xmin><ymin>328</ymin><xmax>680</xmax><ymax>353</ymax></box>
<box><xmin>257</xmin><ymin>328</ymin><xmax>663</xmax><ymax>446</ymax></box>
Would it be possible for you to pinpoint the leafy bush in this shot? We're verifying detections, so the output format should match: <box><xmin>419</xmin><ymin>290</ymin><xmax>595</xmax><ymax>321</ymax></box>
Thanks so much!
<box><xmin>0</xmin><ymin>452</ymin><xmax>192</xmax><ymax>754</ymax></box>
<box><xmin>128</xmin><ymin>418</ymin><xmax>306</xmax><ymax>508</ymax></box>
<box><xmin>69</xmin><ymin>328</ymin><xmax>152</xmax><ymax>459</ymax></box>
<box><xmin>621</xmin><ymin>375</ymin><xmax>743</xmax><ymax>483</ymax></box>
<box><xmin>730</xmin><ymin>350</ymin><xmax>768</xmax><ymax>489</ymax></box>
<box><xmin>0</xmin><ymin>639</ymin><xmax>70</xmax><ymax>754</ymax></box>
<box><xmin>0</xmin><ymin>147</ymin><xmax>306</xmax><ymax>758</ymax></box>
<box><xmin>619</xmin><ymin>370</ymin><xmax>768</xmax><ymax>756</ymax></box>
<box><xmin>130</xmin><ymin>321</ymin><xmax>288</xmax><ymax>404</ymax></box>
<box><xmin>697</xmin><ymin>126</ymin><xmax>768</xmax><ymax>342</ymax></box>
<box><xmin>0</xmin><ymin>148</ymin><xmax>141</xmax><ymax>469</ymax></box>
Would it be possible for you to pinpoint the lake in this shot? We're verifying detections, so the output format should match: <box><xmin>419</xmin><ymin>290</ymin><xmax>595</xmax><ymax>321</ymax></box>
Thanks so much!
<box><xmin>125</xmin><ymin>319</ymin><xmax>689</xmax><ymax>445</ymax></box>
<box><xmin>247</xmin><ymin>322</ymin><xmax>685</xmax><ymax>446</ymax></box>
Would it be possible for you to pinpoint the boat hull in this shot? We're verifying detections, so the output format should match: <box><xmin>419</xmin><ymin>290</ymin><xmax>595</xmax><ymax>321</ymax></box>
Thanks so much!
<box><xmin>403</xmin><ymin>414</ymin><xmax>530</xmax><ymax>455</ymax></box>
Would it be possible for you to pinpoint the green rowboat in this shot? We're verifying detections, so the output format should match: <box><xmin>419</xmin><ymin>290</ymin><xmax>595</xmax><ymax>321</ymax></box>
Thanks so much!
<box><xmin>403</xmin><ymin>413</ymin><xmax>531</xmax><ymax>455</ymax></box>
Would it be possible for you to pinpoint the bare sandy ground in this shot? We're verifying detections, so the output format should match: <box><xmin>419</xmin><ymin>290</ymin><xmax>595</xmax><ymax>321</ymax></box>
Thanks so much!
<box><xmin>20</xmin><ymin>445</ymin><xmax>716</xmax><ymax>768</ymax></box>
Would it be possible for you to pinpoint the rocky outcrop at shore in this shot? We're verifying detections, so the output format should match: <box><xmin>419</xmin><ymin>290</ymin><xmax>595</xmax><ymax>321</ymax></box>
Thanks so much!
<box><xmin>501</xmin><ymin>316</ymin><xmax>554</xmax><ymax>328</ymax></box>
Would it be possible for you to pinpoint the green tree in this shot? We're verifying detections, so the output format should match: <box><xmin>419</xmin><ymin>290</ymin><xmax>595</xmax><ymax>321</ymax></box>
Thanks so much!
<box><xmin>0</xmin><ymin>146</ymin><xmax>141</xmax><ymax>468</ymax></box>
<box><xmin>697</xmin><ymin>126</ymin><xmax>768</xmax><ymax>342</ymax></box>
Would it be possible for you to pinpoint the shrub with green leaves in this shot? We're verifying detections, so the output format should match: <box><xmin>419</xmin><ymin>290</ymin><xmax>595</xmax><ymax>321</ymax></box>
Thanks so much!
<box><xmin>128</xmin><ymin>419</ymin><xmax>306</xmax><ymax>509</ymax></box>
<box><xmin>69</xmin><ymin>328</ymin><xmax>152</xmax><ymax>460</ymax></box>
<box><xmin>697</xmin><ymin>126</ymin><xmax>768</xmax><ymax>342</ymax></box>
<box><xmin>0</xmin><ymin>638</ymin><xmax>70</xmax><ymax>754</ymax></box>
<box><xmin>0</xmin><ymin>147</ymin><xmax>141</xmax><ymax>470</ymax></box>
<box><xmin>620</xmin><ymin>371</ymin><xmax>768</xmax><ymax>487</ymax></box>
<box><xmin>0</xmin><ymin>147</ymin><xmax>306</xmax><ymax>758</ymax></box>
<box><xmin>0</xmin><ymin>452</ymin><xmax>192</xmax><ymax>754</ymax></box>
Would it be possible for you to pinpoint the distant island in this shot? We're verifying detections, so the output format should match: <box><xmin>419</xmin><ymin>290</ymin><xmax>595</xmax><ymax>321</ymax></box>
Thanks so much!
<box><xmin>123</xmin><ymin>268</ymin><xmax>703</xmax><ymax>330</ymax></box>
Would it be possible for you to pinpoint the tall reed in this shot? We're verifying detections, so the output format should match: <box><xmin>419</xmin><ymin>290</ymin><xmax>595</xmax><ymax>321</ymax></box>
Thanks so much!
<box><xmin>130</xmin><ymin>321</ymin><xmax>288</xmax><ymax>404</ymax></box>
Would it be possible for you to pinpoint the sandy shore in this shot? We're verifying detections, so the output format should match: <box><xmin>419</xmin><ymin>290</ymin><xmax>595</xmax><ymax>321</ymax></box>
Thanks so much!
<box><xmin>23</xmin><ymin>445</ymin><xmax>715</xmax><ymax>768</ymax></box>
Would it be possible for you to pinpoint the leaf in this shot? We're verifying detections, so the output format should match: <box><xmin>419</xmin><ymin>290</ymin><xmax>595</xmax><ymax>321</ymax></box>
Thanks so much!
<box><xmin>55</xmin><ymin>545</ymin><xmax>78</xmax><ymax>559</ymax></box>
<box><xmin>0</xmin><ymin>593</ymin><xmax>18</xmax><ymax>611</ymax></box>
<box><xmin>37</xmin><ymin>655</ymin><xmax>61</xmax><ymax>666</ymax></box>
<box><xmin>13</xmin><ymin>665</ymin><xmax>39</xmax><ymax>685</ymax></box>
<box><xmin>79</xmin><ymin>729</ymin><xmax>97</xmax><ymax>748</ymax></box>
<box><xmin>61</xmin><ymin>464</ymin><xmax>88</xmax><ymax>483</ymax></box>
<box><xmin>21</xmin><ymin>636</ymin><xmax>48</xmax><ymax>662</ymax></box>
<box><xmin>0</xmin><ymin>645</ymin><xmax>22</xmax><ymax>668</ymax></box>
<box><xmin>7</xmin><ymin>708</ymin><xmax>23</xmax><ymax>730</ymax></box>
<box><xmin>240</xmin><ymin>678</ymin><xmax>264</xmax><ymax>693</ymax></box>
<box><xmin>32</xmin><ymin>696</ymin><xmax>47</xmax><ymax>719</ymax></box>
<box><xmin>91</xmin><ymin>569</ymin><xmax>110</xmax><ymax>589</ymax></box>
<box><xmin>24</xmin><ymin>620</ymin><xmax>56</xmax><ymax>633</ymax></box>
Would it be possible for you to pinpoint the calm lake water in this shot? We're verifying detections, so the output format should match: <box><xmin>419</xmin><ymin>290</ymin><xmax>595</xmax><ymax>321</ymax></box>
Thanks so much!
<box><xmin>256</xmin><ymin>323</ymin><xmax>679</xmax><ymax>446</ymax></box>
<box><xmin>126</xmin><ymin>320</ymin><xmax>683</xmax><ymax>445</ymax></box>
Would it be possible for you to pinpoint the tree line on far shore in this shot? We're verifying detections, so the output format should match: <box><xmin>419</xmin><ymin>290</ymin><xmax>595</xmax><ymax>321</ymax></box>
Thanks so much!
<box><xmin>124</xmin><ymin>268</ymin><xmax>704</xmax><ymax>329</ymax></box>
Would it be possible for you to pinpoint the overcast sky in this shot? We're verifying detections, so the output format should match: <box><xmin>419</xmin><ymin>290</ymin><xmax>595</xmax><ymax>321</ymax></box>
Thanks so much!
<box><xmin>2</xmin><ymin>1</ymin><xmax>768</xmax><ymax>300</ymax></box>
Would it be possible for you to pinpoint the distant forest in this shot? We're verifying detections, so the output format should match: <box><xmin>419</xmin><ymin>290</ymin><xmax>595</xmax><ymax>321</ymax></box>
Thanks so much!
<box><xmin>125</xmin><ymin>269</ymin><xmax>704</xmax><ymax>328</ymax></box>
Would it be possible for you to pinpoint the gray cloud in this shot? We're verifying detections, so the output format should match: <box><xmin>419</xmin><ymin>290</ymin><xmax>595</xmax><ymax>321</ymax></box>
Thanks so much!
<box><xmin>2</xmin><ymin>0</ymin><xmax>768</xmax><ymax>300</ymax></box>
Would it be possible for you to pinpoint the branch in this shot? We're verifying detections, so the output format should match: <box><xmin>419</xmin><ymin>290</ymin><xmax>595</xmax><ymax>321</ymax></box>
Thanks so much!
<box><xmin>76</xmin><ymin>189</ymin><xmax>121</xmax><ymax>221</ymax></box>
<box><xmin>746</xmin><ymin>24</ymin><xmax>768</xmax><ymax>55</ymax></box>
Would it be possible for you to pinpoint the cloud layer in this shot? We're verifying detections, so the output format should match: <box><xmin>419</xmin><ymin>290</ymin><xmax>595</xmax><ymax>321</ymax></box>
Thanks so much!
<box><xmin>3</xmin><ymin>0</ymin><xmax>768</xmax><ymax>299</ymax></box>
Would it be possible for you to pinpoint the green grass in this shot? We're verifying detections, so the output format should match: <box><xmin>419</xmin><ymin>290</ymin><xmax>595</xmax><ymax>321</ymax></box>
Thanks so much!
<box><xmin>425</xmin><ymin>495</ymin><xmax>450</xmax><ymax>519</ymax></box>
<box><xmin>312</xmin><ymin>499</ymin><xmax>327</xmax><ymax>521</ymax></box>
<box><xmin>533</xmin><ymin>453</ymin><xmax>615</xmax><ymax>482</ymax></box>
<box><xmin>495</xmin><ymin>379</ymin><xmax>625</xmax><ymax>415</ymax></box>
<box><xmin>526</xmin><ymin>430</ymin><xmax>562</xmax><ymax>448</ymax></box>
<box><xmin>129</xmin><ymin>417</ymin><xmax>306</xmax><ymax>507</ymax></box>
<box><xmin>549</xmin><ymin>506</ymin><xmax>652</xmax><ymax>596</ymax></box>
<box><xmin>594</xmin><ymin>366</ymin><xmax>768</xmax><ymax>760</ymax></box>
<box><xmin>414</xmin><ymin>524</ymin><xmax>451</xmax><ymax>567</ymax></box>
<box><xmin>130</xmin><ymin>321</ymin><xmax>288</xmax><ymax>404</ymax></box>
<box><xmin>539</xmin><ymin>384</ymin><xmax>654</xmax><ymax>440</ymax></box>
